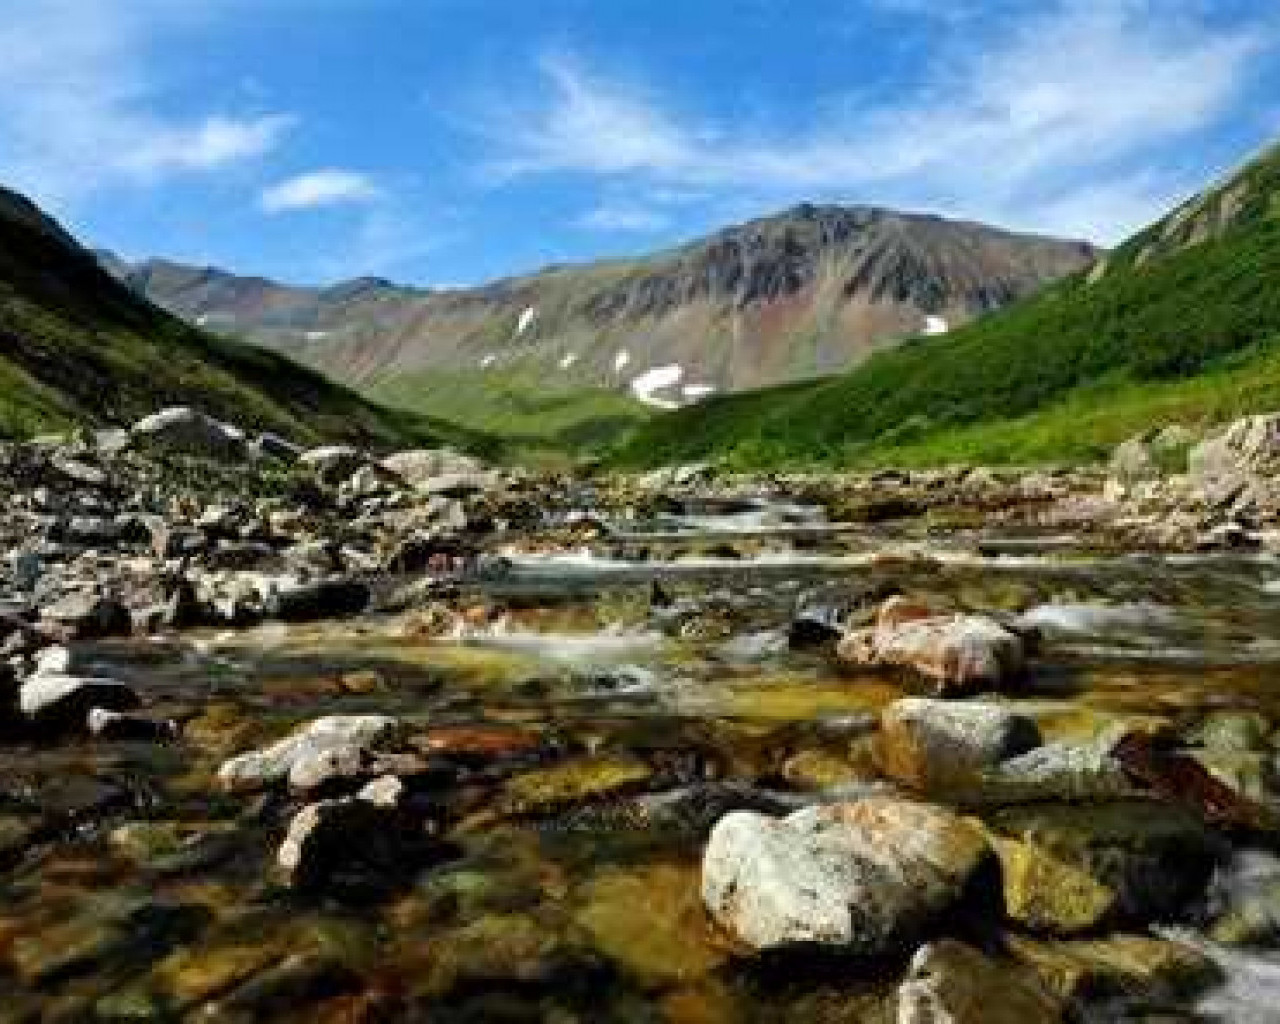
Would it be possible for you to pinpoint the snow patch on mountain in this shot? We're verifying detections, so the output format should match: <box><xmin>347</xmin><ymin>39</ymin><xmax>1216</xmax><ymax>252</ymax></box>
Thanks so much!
<box><xmin>631</xmin><ymin>364</ymin><xmax>684</xmax><ymax>409</ymax></box>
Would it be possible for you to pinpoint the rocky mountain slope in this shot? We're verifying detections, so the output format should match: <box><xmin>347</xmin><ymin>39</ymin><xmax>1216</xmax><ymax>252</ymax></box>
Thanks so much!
<box><xmin>610</xmin><ymin>137</ymin><xmax>1280</xmax><ymax>469</ymax></box>
<box><xmin>0</xmin><ymin>184</ymin><xmax>464</xmax><ymax>447</ymax></box>
<box><xmin>103</xmin><ymin>205</ymin><xmax>1097</xmax><ymax>403</ymax></box>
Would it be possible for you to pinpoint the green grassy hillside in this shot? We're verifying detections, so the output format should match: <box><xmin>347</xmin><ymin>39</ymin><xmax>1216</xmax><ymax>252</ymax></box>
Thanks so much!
<box><xmin>369</xmin><ymin>366</ymin><xmax>651</xmax><ymax>458</ymax></box>
<box><xmin>0</xmin><ymin>186</ymin><xmax>482</xmax><ymax>451</ymax></box>
<box><xmin>610</xmin><ymin>142</ymin><xmax>1280</xmax><ymax>470</ymax></box>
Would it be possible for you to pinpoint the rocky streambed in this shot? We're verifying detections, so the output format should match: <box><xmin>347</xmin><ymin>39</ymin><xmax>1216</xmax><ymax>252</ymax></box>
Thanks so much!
<box><xmin>8</xmin><ymin>410</ymin><xmax>1280</xmax><ymax>1020</ymax></box>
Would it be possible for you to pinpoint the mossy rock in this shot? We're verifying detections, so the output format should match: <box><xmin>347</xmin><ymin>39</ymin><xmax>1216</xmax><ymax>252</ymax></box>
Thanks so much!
<box><xmin>781</xmin><ymin>740</ymin><xmax>879</xmax><ymax>791</ymax></box>
<box><xmin>574</xmin><ymin>862</ymin><xmax>726</xmax><ymax>985</ymax></box>
<box><xmin>1005</xmin><ymin>933</ymin><xmax>1221</xmax><ymax>1003</ymax></box>
<box><xmin>1189</xmin><ymin>710</ymin><xmax>1272</xmax><ymax>752</ymax></box>
<box><xmin>898</xmin><ymin>939</ymin><xmax>1065</xmax><ymax>1022</ymax></box>
<box><xmin>987</xmin><ymin>801</ymin><xmax>1224</xmax><ymax>922</ymax></box>
<box><xmin>502</xmin><ymin>753</ymin><xmax>653</xmax><ymax>814</ymax></box>
<box><xmin>992</xmin><ymin>836</ymin><xmax>1118</xmax><ymax>935</ymax></box>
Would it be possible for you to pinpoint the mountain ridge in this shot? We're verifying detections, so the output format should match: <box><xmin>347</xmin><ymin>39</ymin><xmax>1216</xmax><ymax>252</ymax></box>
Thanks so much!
<box><xmin>101</xmin><ymin>203</ymin><xmax>1099</xmax><ymax>404</ymax></box>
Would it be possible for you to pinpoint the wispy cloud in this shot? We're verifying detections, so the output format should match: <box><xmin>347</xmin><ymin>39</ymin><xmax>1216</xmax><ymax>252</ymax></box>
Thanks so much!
<box><xmin>478</xmin><ymin>2</ymin><xmax>1273</xmax><ymax>241</ymax></box>
<box><xmin>0</xmin><ymin>0</ymin><xmax>291</xmax><ymax>208</ymax></box>
<box><xmin>576</xmin><ymin>202</ymin><xmax>672</xmax><ymax>233</ymax></box>
<box><xmin>261</xmin><ymin>169</ymin><xmax>380</xmax><ymax>213</ymax></box>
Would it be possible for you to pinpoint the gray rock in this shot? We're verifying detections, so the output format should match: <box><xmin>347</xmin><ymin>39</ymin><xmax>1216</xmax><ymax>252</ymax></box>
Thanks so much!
<box><xmin>1111</xmin><ymin>435</ymin><xmax>1158</xmax><ymax>484</ymax></box>
<box><xmin>972</xmin><ymin>726</ymin><xmax>1136</xmax><ymax>804</ymax></box>
<box><xmin>263</xmin><ymin>578</ymin><xmax>370</xmax><ymax>622</ymax></box>
<box><xmin>897</xmin><ymin>940</ymin><xmax>1064</xmax><ymax>1023</ymax></box>
<box><xmin>877</xmin><ymin>698</ymin><xmax>1042</xmax><ymax>792</ymax></box>
<box><xmin>838</xmin><ymin>599</ymin><xmax>1025</xmax><ymax>695</ymax></box>
<box><xmin>299</xmin><ymin>445</ymin><xmax>366</xmax><ymax>483</ymax></box>
<box><xmin>218</xmin><ymin>714</ymin><xmax>400</xmax><ymax>792</ymax></box>
<box><xmin>130</xmin><ymin>407</ymin><xmax>244</xmax><ymax>460</ymax></box>
<box><xmin>380</xmin><ymin>449</ymin><xmax>484</xmax><ymax>490</ymax></box>
<box><xmin>701</xmin><ymin>796</ymin><xmax>991</xmax><ymax>954</ymax></box>
<box><xmin>20</xmin><ymin>674</ymin><xmax>140</xmax><ymax>729</ymax></box>
<box><xmin>250</xmin><ymin>432</ymin><xmax>303</xmax><ymax>463</ymax></box>
<box><xmin>1190</xmin><ymin>414</ymin><xmax>1280</xmax><ymax>513</ymax></box>
<box><xmin>277</xmin><ymin>796</ymin><xmax>440</xmax><ymax>892</ymax></box>
<box><xmin>87</xmin><ymin>707</ymin><xmax>176</xmax><ymax>741</ymax></box>
<box><xmin>40</xmin><ymin>591</ymin><xmax>132</xmax><ymax>639</ymax></box>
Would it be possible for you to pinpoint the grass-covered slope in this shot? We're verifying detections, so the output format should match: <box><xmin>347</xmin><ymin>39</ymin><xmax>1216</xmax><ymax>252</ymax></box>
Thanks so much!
<box><xmin>610</xmin><ymin>142</ymin><xmax>1280</xmax><ymax>469</ymax></box>
<box><xmin>0</xmin><ymin>186</ymin><xmax>478</xmax><ymax>450</ymax></box>
<box><xmin>369</xmin><ymin>366</ymin><xmax>651</xmax><ymax>457</ymax></box>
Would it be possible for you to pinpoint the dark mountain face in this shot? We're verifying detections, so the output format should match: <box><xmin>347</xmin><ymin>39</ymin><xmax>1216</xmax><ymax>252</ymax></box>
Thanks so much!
<box><xmin>104</xmin><ymin>204</ymin><xmax>1098</xmax><ymax>401</ymax></box>
<box><xmin>0</xmin><ymin>186</ymin><xmax>433</xmax><ymax>446</ymax></box>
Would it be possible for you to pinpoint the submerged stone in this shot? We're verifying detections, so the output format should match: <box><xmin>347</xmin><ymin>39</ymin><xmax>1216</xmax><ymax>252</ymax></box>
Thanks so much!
<box><xmin>501</xmin><ymin>753</ymin><xmax>654</xmax><ymax>814</ymax></box>
<box><xmin>1006</xmin><ymin>933</ymin><xmax>1221</xmax><ymax>1004</ymax></box>
<box><xmin>897</xmin><ymin>939</ymin><xmax>1065</xmax><ymax>1023</ymax></box>
<box><xmin>988</xmin><ymin>800</ymin><xmax>1223</xmax><ymax>923</ymax></box>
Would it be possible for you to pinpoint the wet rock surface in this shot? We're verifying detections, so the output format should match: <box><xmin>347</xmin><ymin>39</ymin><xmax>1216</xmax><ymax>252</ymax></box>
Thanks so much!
<box><xmin>3</xmin><ymin>415</ymin><xmax>1280</xmax><ymax>1018</ymax></box>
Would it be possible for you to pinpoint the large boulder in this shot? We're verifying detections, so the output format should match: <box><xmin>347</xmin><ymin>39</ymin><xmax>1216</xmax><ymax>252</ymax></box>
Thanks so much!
<box><xmin>1110</xmin><ymin>434</ymin><xmax>1159</xmax><ymax>485</ymax></box>
<box><xmin>701</xmin><ymin>796</ymin><xmax>992</xmax><ymax>954</ymax></box>
<box><xmin>876</xmin><ymin>698</ymin><xmax>1042</xmax><ymax>793</ymax></box>
<box><xmin>130</xmin><ymin>407</ymin><xmax>243</xmax><ymax>460</ymax></box>
<box><xmin>838</xmin><ymin>598</ymin><xmax>1026</xmax><ymax>695</ymax></box>
<box><xmin>380</xmin><ymin>449</ymin><xmax>485</xmax><ymax>491</ymax></box>
<box><xmin>1190</xmin><ymin>414</ymin><xmax>1280</xmax><ymax>513</ymax></box>
<box><xmin>218</xmin><ymin>715</ymin><xmax>400</xmax><ymax>792</ymax></box>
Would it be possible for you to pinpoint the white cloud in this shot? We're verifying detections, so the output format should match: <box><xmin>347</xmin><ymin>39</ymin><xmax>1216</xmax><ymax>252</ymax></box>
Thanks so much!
<box><xmin>261</xmin><ymin>169</ymin><xmax>380</xmax><ymax>213</ymax></box>
<box><xmin>576</xmin><ymin>203</ymin><xmax>672</xmax><ymax>233</ymax></box>
<box><xmin>0</xmin><ymin>0</ymin><xmax>291</xmax><ymax>207</ymax></box>
<box><xmin>478</xmin><ymin>2</ymin><xmax>1272</xmax><ymax>242</ymax></box>
<box><xmin>488</xmin><ymin>53</ymin><xmax>690</xmax><ymax>179</ymax></box>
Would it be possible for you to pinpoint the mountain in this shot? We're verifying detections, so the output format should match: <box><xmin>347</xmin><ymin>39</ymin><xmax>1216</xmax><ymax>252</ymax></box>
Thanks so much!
<box><xmin>103</xmin><ymin>206</ymin><xmax>1097</xmax><ymax>408</ymax></box>
<box><xmin>0</xmin><ymin>185</ymin><xmax>461</xmax><ymax>448</ymax></box>
<box><xmin>609</xmin><ymin>140</ymin><xmax>1280</xmax><ymax>469</ymax></box>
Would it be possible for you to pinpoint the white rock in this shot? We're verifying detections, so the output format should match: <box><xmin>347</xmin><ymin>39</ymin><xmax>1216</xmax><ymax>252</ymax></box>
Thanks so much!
<box><xmin>701</xmin><ymin>797</ymin><xmax>990</xmax><ymax>954</ymax></box>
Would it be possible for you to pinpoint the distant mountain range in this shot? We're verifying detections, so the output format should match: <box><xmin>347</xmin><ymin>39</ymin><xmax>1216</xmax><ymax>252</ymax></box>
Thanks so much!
<box><xmin>99</xmin><ymin>205</ymin><xmax>1098</xmax><ymax>408</ymax></box>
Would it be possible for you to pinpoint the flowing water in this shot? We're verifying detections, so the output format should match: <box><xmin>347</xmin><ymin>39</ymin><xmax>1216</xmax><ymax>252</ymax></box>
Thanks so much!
<box><xmin>6</xmin><ymin>497</ymin><xmax>1280</xmax><ymax>1020</ymax></box>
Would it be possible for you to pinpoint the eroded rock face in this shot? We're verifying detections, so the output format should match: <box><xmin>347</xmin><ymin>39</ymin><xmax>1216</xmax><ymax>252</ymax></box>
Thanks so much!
<box><xmin>1190</xmin><ymin>414</ymin><xmax>1280</xmax><ymax>513</ymax></box>
<box><xmin>838</xmin><ymin>599</ymin><xmax>1026</xmax><ymax>695</ymax></box>
<box><xmin>876</xmin><ymin>698</ymin><xmax>1042</xmax><ymax>792</ymax></box>
<box><xmin>701</xmin><ymin>797</ymin><xmax>991</xmax><ymax>954</ymax></box>
<box><xmin>218</xmin><ymin>715</ymin><xmax>400</xmax><ymax>792</ymax></box>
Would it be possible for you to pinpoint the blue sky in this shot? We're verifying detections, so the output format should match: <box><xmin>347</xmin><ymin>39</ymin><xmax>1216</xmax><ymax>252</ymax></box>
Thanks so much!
<box><xmin>2</xmin><ymin>0</ymin><xmax>1278</xmax><ymax>286</ymax></box>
